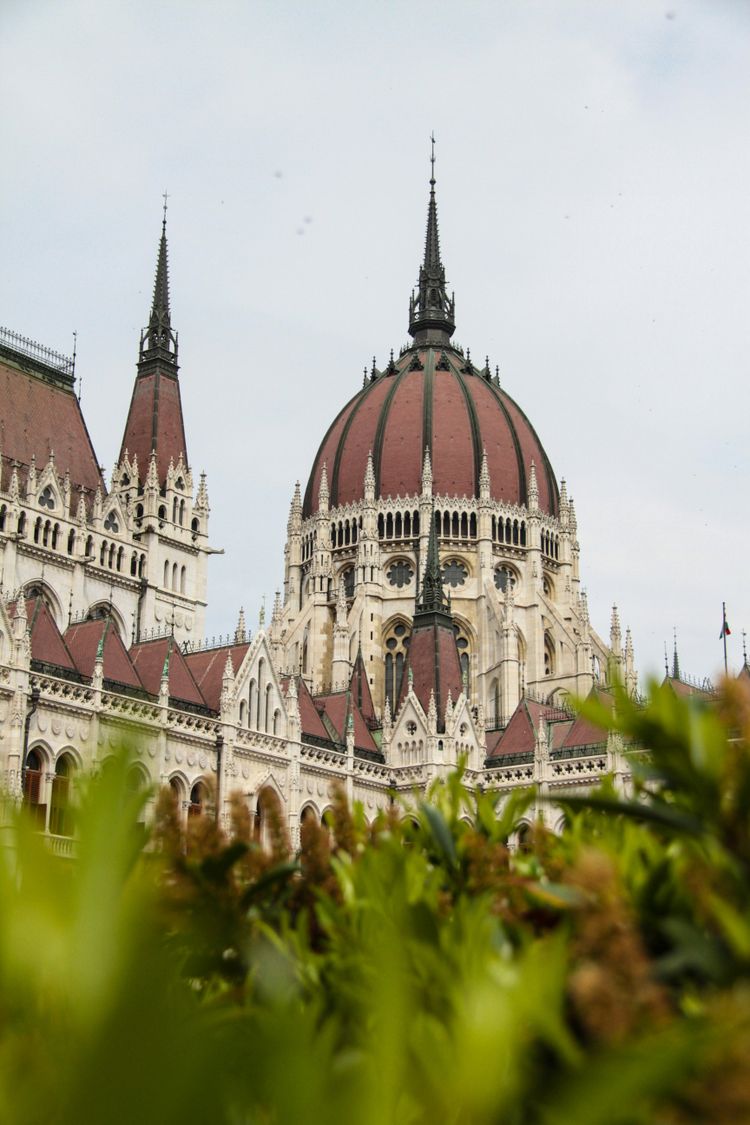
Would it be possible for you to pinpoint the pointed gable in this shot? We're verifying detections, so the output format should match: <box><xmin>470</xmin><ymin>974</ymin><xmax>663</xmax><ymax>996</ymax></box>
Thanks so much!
<box><xmin>315</xmin><ymin>692</ymin><xmax>379</xmax><ymax>755</ymax></box>
<box><xmin>184</xmin><ymin>643</ymin><xmax>251</xmax><ymax>712</ymax></box>
<box><xmin>348</xmin><ymin>649</ymin><xmax>376</xmax><ymax>724</ymax></box>
<box><xmin>130</xmin><ymin>637</ymin><xmax>207</xmax><ymax>709</ymax></box>
<box><xmin>398</xmin><ymin>622</ymin><xmax>463</xmax><ymax>726</ymax></box>
<box><xmin>23</xmin><ymin>598</ymin><xmax>78</xmax><ymax>674</ymax></box>
<box><xmin>486</xmin><ymin>699</ymin><xmax>535</xmax><ymax>759</ymax></box>
<box><xmin>295</xmin><ymin>676</ymin><xmax>332</xmax><ymax>744</ymax></box>
<box><xmin>65</xmin><ymin>618</ymin><xmax>144</xmax><ymax>690</ymax></box>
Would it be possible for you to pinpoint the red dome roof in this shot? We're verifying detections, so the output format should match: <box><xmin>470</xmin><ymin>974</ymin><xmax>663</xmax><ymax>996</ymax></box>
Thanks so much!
<box><xmin>304</xmin><ymin>346</ymin><xmax>559</xmax><ymax>518</ymax></box>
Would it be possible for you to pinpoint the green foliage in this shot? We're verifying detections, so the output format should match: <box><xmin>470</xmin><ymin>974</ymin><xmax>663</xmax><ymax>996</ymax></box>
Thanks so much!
<box><xmin>2</xmin><ymin>678</ymin><xmax>750</xmax><ymax>1122</ymax></box>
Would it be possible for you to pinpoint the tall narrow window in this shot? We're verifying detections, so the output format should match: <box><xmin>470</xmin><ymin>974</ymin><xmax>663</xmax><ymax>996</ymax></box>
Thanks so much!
<box><xmin>49</xmin><ymin>753</ymin><xmax>75</xmax><ymax>837</ymax></box>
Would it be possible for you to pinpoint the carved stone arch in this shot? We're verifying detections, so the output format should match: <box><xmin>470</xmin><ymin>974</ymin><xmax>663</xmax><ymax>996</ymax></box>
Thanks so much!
<box><xmin>168</xmin><ymin>770</ymin><xmax>190</xmax><ymax>803</ymax></box>
<box><xmin>320</xmin><ymin>804</ymin><xmax>335</xmax><ymax>829</ymax></box>
<box><xmin>23</xmin><ymin>580</ymin><xmax>63</xmax><ymax>626</ymax></box>
<box><xmin>299</xmin><ymin>800</ymin><xmax>321</xmax><ymax>824</ymax></box>
<box><xmin>49</xmin><ymin>748</ymin><xmax>81</xmax><ymax>838</ymax></box>
<box><xmin>256</xmin><ymin>768</ymin><xmax>286</xmax><ymax>800</ymax></box>
<box><xmin>188</xmin><ymin>777</ymin><xmax>210</xmax><ymax>817</ymax></box>
<box><xmin>23</xmin><ymin>741</ymin><xmax>49</xmax><ymax>816</ymax></box>
<box><xmin>255</xmin><ymin>773</ymin><xmax>288</xmax><ymax>849</ymax></box>
<box><xmin>84</xmin><ymin>601</ymin><xmax>127</xmax><ymax>641</ymax></box>
<box><xmin>55</xmin><ymin>745</ymin><xmax>83</xmax><ymax>772</ymax></box>
<box><xmin>26</xmin><ymin>739</ymin><xmax>54</xmax><ymax>771</ymax></box>
<box><xmin>546</xmin><ymin>686</ymin><xmax>570</xmax><ymax>707</ymax></box>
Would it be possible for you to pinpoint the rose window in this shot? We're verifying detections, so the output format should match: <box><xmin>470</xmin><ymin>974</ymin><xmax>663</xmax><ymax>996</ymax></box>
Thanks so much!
<box><xmin>441</xmin><ymin>559</ymin><xmax>468</xmax><ymax>588</ymax></box>
<box><xmin>494</xmin><ymin>565</ymin><xmax>517</xmax><ymax>593</ymax></box>
<box><xmin>104</xmin><ymin>511</ymin><xmax>119</xmax><ymax>533</ymax></box>
<box><xmin>387</xmin><ymin>560</ymin><xmax>414</xmax><ymax>588</ymax></box>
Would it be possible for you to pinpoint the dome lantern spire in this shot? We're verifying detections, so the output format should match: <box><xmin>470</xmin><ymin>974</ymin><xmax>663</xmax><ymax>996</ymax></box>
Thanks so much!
<box><xmin>408</xmin><ymin>135</ymin><xmax>456</xmax><ymax>347</ymax></box>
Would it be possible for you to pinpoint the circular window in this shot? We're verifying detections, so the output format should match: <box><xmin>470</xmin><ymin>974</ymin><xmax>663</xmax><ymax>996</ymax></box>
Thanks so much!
<box><xmin>494</xmin><ymin>565</ymin><xmax>517</xmax><ymax>593</ymax></box>
<box><xmin>442</xmin><ymin>559</ymin><xmax>468</xmax><ymax>588</ymax></box>
<box><xmin>387</xmin><ymin>560</ymin><xmax>414</xmax><ymax>589</ymax></box>
<box><xmin>406</xmin><ymin>720</ymin><xmax>417</xmax><ymax>735</ymax></box>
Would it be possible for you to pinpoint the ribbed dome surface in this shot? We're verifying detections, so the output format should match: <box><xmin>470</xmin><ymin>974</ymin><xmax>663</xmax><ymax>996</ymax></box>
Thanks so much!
<box><xmin>304</xmin><ymin>345</ymin><xmax>559</xmax><ymax>518</ymax></box>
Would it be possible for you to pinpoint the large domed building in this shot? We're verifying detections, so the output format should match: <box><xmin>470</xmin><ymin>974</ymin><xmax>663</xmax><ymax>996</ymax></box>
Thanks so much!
<box><xmin>278</xmin><ymin>158</ymin><xmax>631</xmax><ymax>751</ymax></box>
<box><xmin>0</xmin><ymin>160</ymin><xmax>640</xmax><ymax>849</ymax></box>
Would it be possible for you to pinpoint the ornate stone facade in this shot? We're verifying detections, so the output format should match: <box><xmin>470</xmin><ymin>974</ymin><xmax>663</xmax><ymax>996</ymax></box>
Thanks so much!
<box><xmin>0</xmin><ymin>167</ymin><xmax>640</xmax><ymax>851</ymax></box>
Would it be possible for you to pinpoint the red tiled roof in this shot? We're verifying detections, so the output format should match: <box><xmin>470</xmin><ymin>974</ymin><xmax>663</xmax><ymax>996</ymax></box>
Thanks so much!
<box><xmin>119</xmin><ymin>368</ymin><xmax>189</xmax><ymax>487</ymax></box>
<box><xmin>304</xmin><ymin>346</ymin><xmax>558</xmax><ymax>517</ymax></box>
<box><xmin>22</xmin><ymin>598</ymin><xmax>78</xmax><ymax>672</ymax></box>
<box><xmin>315</xmin><ymin>692</ymin><xmax>379</xmax><ymax>754</ymax></box>
<box><xmin>295</xmin><ymin>677</ymin><xmax>332</xmax><ymax>742</ymax></box>
<box><xmin>487</xmin><ymin>702</ymin><xmax>535</xmax><ymax>758</ymax></box>
<box><xmin>560</xmin><ymin>713</ymin><xmax>607</xmax><ymax>750</ymax></box>
<box><xmin>664</xmin><ymin>676</ymin><xmax>714</xmax><ymax>701</ymax></box>
<box><xmin>486</xmin><ymin>697</ymin><xmax>578</xmax><ymax>759</ymax></box>
<box><xmin>130</xmin><ymin>637</ymin><xmax>206</xmax><ymax>707</ymax></box>
<box><xmin>65</xmin><ymin>619</ymin><xmax>144</xmax><ymax>690</ymax></box>
<box><xmin>0</xmin><ymin>355</ymin><xmax>104</xmax><ymax>497</ymax></box>
<box><xmin>348</xmin><ymin>650</ymin><xmax>376</xmax><ymax>724</ymax></box>
<box><xmin>397</xmin><ymin>618</ymin><xmax>463</xmax><ymax>725</ymax></box>
<box><xmin>184</xmin><ymin>643</ymin><xmax>251</xmax><ymax>712</ymax></box>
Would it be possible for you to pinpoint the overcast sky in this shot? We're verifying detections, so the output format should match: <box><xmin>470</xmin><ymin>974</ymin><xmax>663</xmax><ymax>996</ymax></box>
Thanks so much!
<box><xmin>2</xmin><ymin>0</ymin><xmax>749</xmax><ymax>685</ymax></box>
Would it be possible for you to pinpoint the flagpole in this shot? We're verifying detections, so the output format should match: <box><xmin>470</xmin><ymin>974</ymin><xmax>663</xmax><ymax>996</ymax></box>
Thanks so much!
<box><xmin>723</xmin><ymin>601</ymin><xmax>728</xmax><ymax>675</ymax></box>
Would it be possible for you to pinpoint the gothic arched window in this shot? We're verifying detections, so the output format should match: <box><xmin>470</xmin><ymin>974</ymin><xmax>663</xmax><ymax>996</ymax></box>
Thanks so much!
<box><xmin>384</xmin><ymin>620</ymin><xmax>410</xmax><ymax>712</ymax></box>
<box><xmin>452</xmin><ymin>623</ymin><xmax>471</xmax><ymax>691</ymax></box>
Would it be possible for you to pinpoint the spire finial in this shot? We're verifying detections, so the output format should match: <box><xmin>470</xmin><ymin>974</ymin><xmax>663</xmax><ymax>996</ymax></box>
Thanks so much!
<box><xmin>408</xmin><ymin>137</ymin><xmax>456</xmax><ymax>345</ymax></box>
<box><xmin>139</xmin><ymin>202</ymin><xmax>178</xmax><ymax>367</ymax></box>
<box><xmin>416</xmin><ymin>508</ymin><xmax>450</xmax><ymax>617</ymax></box>
<box><xmin>672</xmin><ymin>626</ymin><xmax>681</xmax><ymax>681</ymax></box>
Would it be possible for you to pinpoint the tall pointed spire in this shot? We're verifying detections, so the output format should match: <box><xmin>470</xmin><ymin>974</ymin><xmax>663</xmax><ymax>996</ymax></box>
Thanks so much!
<box><xmin>672</xmin><ymin>628</ymin><xmax>681</xmax><ymax>681</ymax></box>
<box><xmin>416</xmin><ymin>509</ymin><xmax>449</xmax><ymax>617</ymax></box>
<box><xmin>120</xmin><ymin>200</ymin><xmax>188</xmax><ymax>486</ymax></box>
<box><xmin>408</xmin><ymin>135</ymin><xmax>456</xmax><ymax>346</ymax></box>
<box><xmin>140</xmin><ymin>196</ymin><xmax>178</xmax><ymax>368</ymax></box>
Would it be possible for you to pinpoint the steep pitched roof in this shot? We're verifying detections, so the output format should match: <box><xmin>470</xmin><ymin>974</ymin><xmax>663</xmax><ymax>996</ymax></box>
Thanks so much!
<box><xmin>0</xmin><ymin>351</ymin><xmax>104</xmax><ymax>498</ymax></box>
<box><xmin>314</xmin><ymin>691</ymin><xmax>379</xmax><ymax>755</ymax></box>
<box><xmin>65</xmin><ymin>618</ymin><xmax>144</xmax><ymax>690</ymax></box>
<box><xmin>295</xmin><ymin>676</ymin><xmax>332</xmax><ymax>743</ymax></box>
<box><xmin>184</xmin><ymin>643</ymin><xmax>251</xmax><ymax>712</ymax></box>
<box><xmin>22</xmin><ymin>598</ymin><xmax>78</xmax><ymax>673</ymax></box>
<box><xmin>348</xmin><ymin>648</ymin><xmax>376</xmax><ymax>724</ymax></box>
<box><xmin>664</xmin><ymin>676</ymin><xmax>715</xmax><ymax>701</ymax></box>
<box><xmin>129</xmin><ymin>636</ymin><xmax>207</xmax><ymax>708</ymax></box>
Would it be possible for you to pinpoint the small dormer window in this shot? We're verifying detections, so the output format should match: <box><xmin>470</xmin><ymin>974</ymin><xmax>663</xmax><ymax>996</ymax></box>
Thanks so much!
<box><xmin>39</xmin><ymin>486</ymin><xmax>55</xmax><ymax>510</ymax></box>
<box><xmin>176</xmin><ymin>477</ymin><xmax>184</xmax><ymax>491</ymax></box>
<box><xmin>104</xmin><ymin>511</ymin><xmax>119</xmax><ymax>533</ymax></box>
